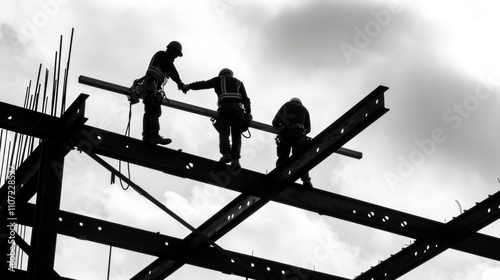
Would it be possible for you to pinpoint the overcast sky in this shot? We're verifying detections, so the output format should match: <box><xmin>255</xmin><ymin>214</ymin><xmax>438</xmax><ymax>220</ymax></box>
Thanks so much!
<box><xmin>2</xmin><ymin>0</ymin><xmax>500</xmax><ymax>279</ymax></box>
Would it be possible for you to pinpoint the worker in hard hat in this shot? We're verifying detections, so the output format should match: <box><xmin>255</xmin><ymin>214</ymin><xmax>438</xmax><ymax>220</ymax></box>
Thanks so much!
<box><xmin>128</xmin><ymin>41</ymin><xmax>185</xmax><ymax>145</ymax></box>
<box><xmin>272</xmin><ymin>97</ymin><xmax>313</xmax><ymax>188</ymax></box>
<box><xmin>182</xmin><ymin>68</ymin><xmax>252</xmax><ymax>169</ymax></box>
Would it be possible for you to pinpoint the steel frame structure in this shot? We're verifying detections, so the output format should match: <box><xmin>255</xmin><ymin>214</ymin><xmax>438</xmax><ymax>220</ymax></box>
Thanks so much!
<box><xmin>1</xmin><ymin>76</ymin><xmax>500</xmax><ymax>280</ymax></box>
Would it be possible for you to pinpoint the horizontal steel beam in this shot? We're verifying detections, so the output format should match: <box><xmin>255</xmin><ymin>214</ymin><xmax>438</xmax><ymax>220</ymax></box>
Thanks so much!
<box><xmin>78</xmin><ymin>75</ymin><xmax>362</xmax><ymax>159</ymax></box>
<box><xmin>355</xmin><ymin>190</ymin><xmax>500</xmax><ymax>280</ymax></box>
<box><xmin>0</xmin><ymin>94</ymin><xmax>88</xmax><ymax>142</ymax></box>
<box><xmin>16</xmin><ymin>203</ymin><xmax>348</xmax><ymax>280</ymax></box>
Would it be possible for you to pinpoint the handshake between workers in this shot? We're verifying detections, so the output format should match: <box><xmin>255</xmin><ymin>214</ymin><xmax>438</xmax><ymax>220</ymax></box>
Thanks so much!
<box><xmin>181</xmin><ymin>84</ymin><xmax>190</xmax><ymax>94</ymax></box>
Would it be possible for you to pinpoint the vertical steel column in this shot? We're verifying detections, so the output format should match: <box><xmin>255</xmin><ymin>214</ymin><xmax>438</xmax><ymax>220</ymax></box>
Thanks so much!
<box><xmin>27</xmin><ymin>139</ymin><xmax>65</xmax><ymax>279</ymax></box>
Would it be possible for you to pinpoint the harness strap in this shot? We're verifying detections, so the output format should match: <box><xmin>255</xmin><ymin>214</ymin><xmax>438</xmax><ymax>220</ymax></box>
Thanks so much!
<box><xmin>218</xmin><ymin>76</ymin><xmax>242</xmax><ymax>105</ymax></box>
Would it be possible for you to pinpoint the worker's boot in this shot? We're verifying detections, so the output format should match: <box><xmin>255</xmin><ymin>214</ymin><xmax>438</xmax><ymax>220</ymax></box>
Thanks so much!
<box><xmin>302</xmin><ymin>179</ymin><xmax>313</xmax><ymax>188</ymax></box>
<box><xmin>219</xmin><ymin>153</ymin><xmax>231</xmax><ymax>164</ymax></box>
<box><xmin>230</xmin><ymin>158</ymin><xmax>241</xmax><ymax>170</ymax></box>
<box><xmin>149</xmin><ymin>135</ymin><xmax>172</xmax><ymax>145</ymax></box>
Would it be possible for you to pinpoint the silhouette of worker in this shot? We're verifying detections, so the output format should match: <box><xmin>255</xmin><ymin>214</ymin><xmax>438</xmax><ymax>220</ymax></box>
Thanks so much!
<box><xmin>128</xmin><ymin>41</ymin><xmax>185</xmax><ymax>145</ymax></box>
<box><xmin>272</xmin><ymin>98</ymin><xmax>313</xmax><ymax>188</ymax></box>
<box><xmin>182</xmin><ymin>68</ymin><xmax>252</xmax><ymax>169</ymax></box>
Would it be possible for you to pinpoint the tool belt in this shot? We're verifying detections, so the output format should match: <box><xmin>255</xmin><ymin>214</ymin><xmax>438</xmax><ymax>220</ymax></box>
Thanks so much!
<box><xmin>275</xmin><ymin>123</ymin><xmax>306</xmax><ymax>145</ymax></box>
<box><xmin>287</xmin><ymin>123</ymin><xmax>305</xmax><ymax>131</ymax></box>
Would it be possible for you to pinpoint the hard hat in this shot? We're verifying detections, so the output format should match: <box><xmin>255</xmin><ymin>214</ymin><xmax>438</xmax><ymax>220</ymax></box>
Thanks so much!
<box><xmin>167</xmin><ymin>41</ymin><xmax>183</xmax><ymax>57</ymax></box>
<box><xmin>290</xmin><ymin>97</ymin><xmax>302</xmax><ymax>104</ymax></box>
<box><xmin>218</xmin><ymin>68</ymin><xmax>234</xmax><ymax>77</ymax></box>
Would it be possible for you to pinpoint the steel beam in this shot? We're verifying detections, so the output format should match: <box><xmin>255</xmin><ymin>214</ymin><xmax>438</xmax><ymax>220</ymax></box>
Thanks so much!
<box><xmin>0</xmin><ymin>94</ymin><xmax>88</xmax><ymax>142</ymax></box>
<box><xmin>131</xmin><ymin>86</ymin><xmax>389</xmax><ymax>279</ymax></box>
<box><xmin>68</xmin><ymin>124</ymin><xmax>500</xmax><ymax>261</ymax></box>
<box><xmin>277</xmin><ymin>185</ymin><xmax>500</xmax><ymax>261</ymax></box>
<box><xmin>355</xmin><ymin>190</ymin><xmax>500</xmax><ymax>280</ymax></box>
<box><xmin>78</xmin><ymin>75</ymin><xmax>362</xmax><ymax>159</ymax></box>
<box><xmin>17</xmin><ymin>203</ymin><xmax>349</xmax><ymax>280</ymax></box>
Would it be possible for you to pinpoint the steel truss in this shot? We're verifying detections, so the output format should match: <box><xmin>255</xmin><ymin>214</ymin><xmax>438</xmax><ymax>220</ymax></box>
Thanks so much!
<box><xmin>1</xmin><ymin>78</ymin><xmax>499</xmax><ymax>280</ymax></box>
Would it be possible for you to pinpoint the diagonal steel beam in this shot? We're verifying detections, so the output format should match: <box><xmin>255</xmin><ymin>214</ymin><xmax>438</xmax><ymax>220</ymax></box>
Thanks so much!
<box><xmin>78</xmin><ymin>75</ymin><xmax>362</xmax><ymax>159</ymax></box>
<box><xmin>354</xmin><ymin>190</ymin><xmax>500</xmax><ymax>280</ymax></box>
<box><xmin>17</xmin><ymin>203</ymin><xmax>349</xmax><ymax>280</ymax></box>
<box><xmin>131</xmin><ymin>86</ymin><xmax>389</xmax><ymax>279</ymax></box>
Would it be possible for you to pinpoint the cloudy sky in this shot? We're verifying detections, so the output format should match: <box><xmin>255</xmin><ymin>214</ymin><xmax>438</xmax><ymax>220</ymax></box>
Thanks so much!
<box><xmin>2</xmin><ymin>0</ymin><xmax>500</xmax><ymax>279</ymax></box>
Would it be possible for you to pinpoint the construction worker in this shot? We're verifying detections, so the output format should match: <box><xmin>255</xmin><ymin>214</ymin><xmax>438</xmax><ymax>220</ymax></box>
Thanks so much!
<box><xmin>128</xmin><ymin>41</ymin><xmax>185</xmax><ymax>145</ymax></box>
<box><xmin>272</xmin><ymin>97</ymin><xmax>313</xmax><ymax>188</ymax></box>
<box><xmin>182</xmin><ymin>68</ymin><xmax>251</xmax><ymax>169</ymax></box>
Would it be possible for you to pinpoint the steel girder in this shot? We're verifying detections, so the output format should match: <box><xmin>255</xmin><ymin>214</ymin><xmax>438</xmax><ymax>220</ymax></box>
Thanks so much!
<box><xmin>354</xmin><ymin>190</ymin><xmax>500</xmax><ymax>280</ymax></box>
<box><xmin>16</xmin><ymin>203</ymin><xmax>349</xmax><ymax>280</ymax></box>
<box><xmin>78</xmin><ymin>75</ymin><xmax>362</xmax><ymax>159</ymax></box>
<box><xmin>130</xmin><ymin>86</ymin><xmax>389</xmax><ymax>279</ymax></box>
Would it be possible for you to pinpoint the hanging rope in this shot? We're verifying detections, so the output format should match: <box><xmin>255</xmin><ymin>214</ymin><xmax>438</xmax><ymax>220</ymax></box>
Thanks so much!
<box><xmin>241</xmin><ymin>128</ymin><xmax>251</xmax><ymax>139</ymax></box>
<box><xmin>118</xmin><ymin>103</ymin><xmax>133</xmax><ymax>190</ymax></box>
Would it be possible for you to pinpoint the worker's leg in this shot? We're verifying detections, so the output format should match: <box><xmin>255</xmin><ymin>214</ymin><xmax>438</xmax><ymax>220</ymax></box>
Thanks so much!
<box><xmin>230</xmin><ymin>124</ymin><xmax>242</xmax><ymax>160</ymax></box>
<box><xmin>292</xmin><ymin>135</ymin><xmax>312</xmax><ymax>187</ymax></box>
<box><xmin>276</xmin><ymin>140</ymin><xmax>291</xmax><ymax>166</ymax></box>
<box><xmin>219</xmin><ymin>125</ymin><xmax>231</xmax><ymax>162</ymax></box>
<box><xmin>142</xmin><ymin>92</ymin><xmax>170</xmax><ymax>145</ymax></box>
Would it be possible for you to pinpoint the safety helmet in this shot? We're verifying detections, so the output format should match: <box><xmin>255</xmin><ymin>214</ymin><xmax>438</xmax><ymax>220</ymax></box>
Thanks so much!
<box><xmin>290</xmin><ymin>97</ymin><xmax>302</xmax><ymax>104</ymax></box>
<box><xmin>166</xmin><ymin>41</ymin><xmax>183</xmax><ymax>57</ymax></box>
<box><xmin>218</xmin><ymin>68</ymin><xmax>234</xmax><ymax>77</ymax></box>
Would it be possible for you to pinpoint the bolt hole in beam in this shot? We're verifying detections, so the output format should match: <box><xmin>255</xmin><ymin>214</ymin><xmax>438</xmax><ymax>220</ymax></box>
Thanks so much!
<box><xmin>79</xmin><ymin>222</ymin><xmax>84</xmax><ymax>227</ymax></box>
<box><xmin>7</xmin><ymin>116</ymin><xmax>13</xmax><ymax>120</ymax></box>
<box><xmin>98</xmin><ymin>226</ymin><xmax>102</xmax><ymax>231</ymax></box>
<box><xmin>59</xmin><ymin>217</ymin><xmax>63</xmax><ymax>222</ymax></box>
<box><xmin>165</xmin><ymin>242</ymin><xmax>169</xmax><ymax>246</ymax></box>
<box><xmin>185</xmin><ymin>162</ymin><xmax>194</xmax><ymax>170</ymax></box>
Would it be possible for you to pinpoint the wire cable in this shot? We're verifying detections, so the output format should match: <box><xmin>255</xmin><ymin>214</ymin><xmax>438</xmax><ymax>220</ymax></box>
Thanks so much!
<box><xmin>118</xmin><ymin>103</ymin><xmax>133</xmax><ymax>190</ymax></box>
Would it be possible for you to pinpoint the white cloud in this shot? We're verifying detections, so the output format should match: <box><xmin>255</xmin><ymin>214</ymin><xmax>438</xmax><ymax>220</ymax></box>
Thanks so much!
<box><xmin>3</xmin><ymin>1</ymin><xmax>500</xmax><ymax>280</ymax></box>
